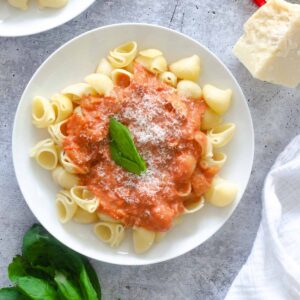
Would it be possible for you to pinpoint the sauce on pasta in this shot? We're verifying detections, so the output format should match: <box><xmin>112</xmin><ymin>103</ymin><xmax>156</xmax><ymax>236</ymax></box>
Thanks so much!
<box><xmin>64</xmin><ymin>64</ymin><xmax>218</xmax><ymax>232</ymax></box>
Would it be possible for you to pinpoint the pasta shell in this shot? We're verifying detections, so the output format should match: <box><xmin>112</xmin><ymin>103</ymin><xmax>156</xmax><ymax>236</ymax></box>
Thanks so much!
<box><xmin>183</xmin><ymin>197</ymin><xmax>205</xmax><ymax>214</ymax></box>
<box><xmin>8</xmin><ymin>0</ymin><xmax>28</xmax><ymax>10</ymax></box>
<box><xmin>73</xmin><ymin>207</ymin><xmax>98</xmax><ymax>224</ymax></box>
<box><xmin>55</xmin><ymin>190</ymin><xmax>77</xmax><ymax>223</ymax></box>
<box><xmin>61</xmin><ymin>83</ymin><xmax>96</xmax><ymax>104</ymax></box>
<box><xmin>201</xmin><ymin>108</ymin><xmax>223</xmax><ymax>131</ymax></box>
<box><xmin>202</xmin><ymin>84</ymin><xmax>232</xmax><ymax>115</ymax></box>
<box><xmin>177</xmin><ymin>80</ymin><xmax>202</xmax><ymax>99</ymax></box>
<box><xmin>51</xmin><ymin>93</ymin><xmax>73</xmax><ymax>124</ymax></box>
<box><xmin>139</xmin><ymin>49</ymin><xmax>162</xmax><ymax>58</ymax></box>
<box><xmin>133</xmin><ymin>227</ymin><xmax>155</xmax><ymax>254</ymax></box>
<box><xmin>169</xmin><ymin>55</ymin><xmax>201</xmax><ymax>81</ymax></box>
<box><xmin>96</xmin><ymin>58</ymin><xmax>113</xmax><ymax>77</ymax></box>
<box><xmin>48</xmin><ymin>119</ymin><xmax>68</xmax><ymax>146</ymax></box>
<box><xmin>159</xmin><ymin>71</ymin><xmax>177</xmax><ymax>87</ymax></box>
<box><xmin>52</xmin><ymin>165</ymin><xmax>79</xmax><ymax>190</ymax></box>
<box><xmin>30</xmin><ymin>139</ymin><xmax>58</xmax><ymax>170</ymax></box>
<box><xmin>204</xmin><ymin>177</ymin><xmax>238</xmax><ymax>207</ymax></box>
<box><xmin>38</xmin><ymin>0</ymin><xmax>68</xmax><ymax>8</ymax></box>
<box><xmin>94</xmin><ymin>222</ymin><xmax>125</xmax><ymax>248</ymax></box>
<box><xmin>70</xmin><ymin>186</ymin><xmax>99</xmax><ymax>213</ymax></box>
<box><xmin>85</xmin><ymin>73</ymin><xmax>113</xmax><ymax>96</ymax></box>
<box><xmin>108</xmin><ymin>41</ymin><xmax>137</xmax><ymax>68</ymax></box>
<box><xmin>32</xmin><ymin>96</ymin><xmax>55</xmax><ymax>128</ymax></box>
<box><xmin>111</xmin><ymin>69</ymin><xmax>133</xmax><ymax>88</ymax></box>
<box><xmin>207</xmin><ymin>123</ymin><xmax>236</xmax><ymax>148</ymax></box>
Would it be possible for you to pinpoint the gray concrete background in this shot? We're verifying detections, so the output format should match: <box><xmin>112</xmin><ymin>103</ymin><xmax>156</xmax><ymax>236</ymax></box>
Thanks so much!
<box><xmin>1</xmin><ymin>0</ymin><xmax>300</xmax><ymax>299</ymax></box>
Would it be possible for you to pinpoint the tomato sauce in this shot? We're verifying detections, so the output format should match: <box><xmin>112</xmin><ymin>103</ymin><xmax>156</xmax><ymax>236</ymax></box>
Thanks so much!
<box><xmin>64</xmin><ymin>64</ymin><xmax>218</xmax><ymax>232</ymax></box>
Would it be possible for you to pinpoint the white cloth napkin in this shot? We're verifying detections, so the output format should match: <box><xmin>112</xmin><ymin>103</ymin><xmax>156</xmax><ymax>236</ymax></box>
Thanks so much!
<box><xmin>225</xmin><ymin>136</ymin><xmax>300</xmax><ymax>300</ymax></box>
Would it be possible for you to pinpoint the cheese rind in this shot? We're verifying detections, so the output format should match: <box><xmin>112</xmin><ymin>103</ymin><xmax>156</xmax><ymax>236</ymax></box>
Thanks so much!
<box><xmin>233</xmin><ymin>0</ymin><xmax>300</xmax><ymax>88</ymax></box>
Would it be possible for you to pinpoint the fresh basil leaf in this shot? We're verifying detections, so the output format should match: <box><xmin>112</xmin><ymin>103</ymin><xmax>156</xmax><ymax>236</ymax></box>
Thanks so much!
<box><xmin>82</xmin><ymin>258</ymin><xmax>101</xmax><ymax>300</ymax></box>
<box><xmin>16</xmin><ymin>276</ymin><xmax>57</xmax><ymax>300</ymax></box>
<box><xmin>22</xmin><ymin>224</ymin><xmax>100</xmax><ymax>300</ymax></box>
<box><xmin>8</xmin><ymin>256</ymin><xmax>28</xmax><ymax>283</ymax></box>
<box><xmin>54</xmin><ymin>272</ymin><xmax>81</xmax><ymax>300</ymax></box>
<box><xmin>0</xmin><ymin>287</ymin><xmax>28</xmax><ymax>300</ymax></box>
<box><xmin>109</xmin><ymin>118</ymin><xmax>146</xmax><ymax>174</ymax></box>
<box><xmin>110</xmin><ymin>141</ymin><xmax>143</xmax><ymax>175</ymax></box>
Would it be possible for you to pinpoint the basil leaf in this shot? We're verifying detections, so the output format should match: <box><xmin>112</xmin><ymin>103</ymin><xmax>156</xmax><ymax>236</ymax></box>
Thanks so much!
<box><xmin>0</xmin><ymin>287</ymin><xmax>29</xmax><ymax>300</ymax></box>
<box><xmin>8</xmin><ymin>256</ymin><xmax>28</xmax><ymax>284</ymax></box>
<box><xmin>109</xmin><ymin>118</ymin><xmax>146</xmax><ymax>174</ymax></box>
<box><xmin>22</xmin><ymin>224</ymin><xmax>100</xmax><ymax>300</ymax></box>
<box><xmin>16</xmin><ymin>276</ymin><xmax>57</xmax><ymax>300</ymax></box>
<box><xmin>110</xmin><ymin>141</ymin><xmax>143</xmax><ymax>175</ymax></box>
<box><xmin>54</xmin><ymin>272</ymin><xmax>81</xmax><ymax>300</ymax></box>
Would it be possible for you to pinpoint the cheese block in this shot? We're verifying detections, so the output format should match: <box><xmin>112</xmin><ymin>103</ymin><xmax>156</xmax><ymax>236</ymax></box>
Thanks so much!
<box><xmin>233</xmin><ymin>0</ymin><xmax>300</xmax><ymax>88</ymax></box>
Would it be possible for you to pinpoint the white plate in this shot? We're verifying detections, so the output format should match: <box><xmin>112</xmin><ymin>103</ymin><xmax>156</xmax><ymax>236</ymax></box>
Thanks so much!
<box><xmin>12</xmin><ymin>24</ymin><xmax>254</xmax><ymax>265</ymax></box>
<box><xmin>0</xmin><ymin>0</ymin><xmax>95</xmax><ymax>37</ymax></box>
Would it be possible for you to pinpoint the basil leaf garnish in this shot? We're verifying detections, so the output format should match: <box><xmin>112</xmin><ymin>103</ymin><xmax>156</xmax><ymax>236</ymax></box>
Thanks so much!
<box><xmin>109</xmin><ymin>118</ymin><xmax>147</xmax><ymax>175</ymax></box>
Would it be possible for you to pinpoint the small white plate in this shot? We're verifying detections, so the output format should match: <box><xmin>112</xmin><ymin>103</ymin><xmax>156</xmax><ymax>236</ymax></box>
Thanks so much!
<box><xmin>12</xmin><ymin>24</ymin><xmax>254</xmax><ymax>265</ymax></box>
<box><xmin>0</xmin><ymin>0</ymin><xmax>95</xmax><ymax>37</ymax></box>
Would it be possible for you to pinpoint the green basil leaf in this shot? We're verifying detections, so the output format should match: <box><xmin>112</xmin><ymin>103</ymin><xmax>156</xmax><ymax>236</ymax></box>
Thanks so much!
<box><xmin>110</xmin><ymin>141</ymin><xmax>143</xmax><ymax>175</ymax></box>
<box><xmin>0</xmin><ymin>287</ymin><xmax>29</xmax><ymax>300</ymax></box>
<box><xmin>22</xmin><ymin>224</ymin><xmax>101</xmax><ymax>300</ymax></box>
<box><xmin>8</xmin><ymin>256</ymin><xmax>28</xmax><ymax>283</ymax></box>
<box><xmin>82</xmin><ymin>258</ymin><xmax>101</xmax><ymax>300</ymax></box>
<box><xmin>54</xmin><ymin>272</ymin><xmax>81</xmax><ymax>300</ymax></box>
<box><xmin>109</xmin><ymin>118</ymin><xmax>146</xmax><ymax>174</ymax></box>
<box><xmin>16</xmin><ymin>276</ymin><xmax>57</xmax><ymax>300</ymax></box>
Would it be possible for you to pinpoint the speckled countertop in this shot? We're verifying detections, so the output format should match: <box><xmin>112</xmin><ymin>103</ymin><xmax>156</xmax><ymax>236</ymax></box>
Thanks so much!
<box><xmin>1</xmin><ymin>1</ymin><xmax>300</xmax><ymax>299</ymax></box>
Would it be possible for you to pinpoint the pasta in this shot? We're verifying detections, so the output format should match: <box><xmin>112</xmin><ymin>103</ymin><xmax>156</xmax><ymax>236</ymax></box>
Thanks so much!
<box><xmin>59</xmin><ymin>150</ymin><xmax>83</xmax><ymax>174</ymax></box>
<box><xmin>52</xmin><ymin>165</ymin><xmax>78</xmax><ymax>190</ymax></box>
<box><xmin>183</xmin><ymin>197</ymin><xmax>205</xmax><ymax>214</ymax></box>
<box><xmin>202</xmin><ymin>84</ymin><xmax>232</xmax><ymax>115</ymax></box>
<box><xmin>133</xmin><ymin>227</ymin><xmax>156</xmax><ymax>254</ymax></box>
<box><xmin>70</xmin><ymin>186</ymin><xmax>99</xmax><ymax>213</ymax></box>
<box><xmin>61</xmin><ymin>83</ymin><xmax>96</xmax><ymax>104</ymax></box>
<box><xmin>97</xmin><ymin>212</ymin><xmax>119</xmax><ymax>223</ymax></box>
<box><xmin>7</xmin><ymin>0</ymin><xmax>29</xmax><ymax>9</ymax></box>
<box><xmin>32</xmin><ymin>96</ymin><xmax>55</xmax><ymax>128</ymax></box>
<box><xmin>204</xmin><ymin>177</ymin><xmax>238</xmax><ymax>207</ymax></box>
<box><xmin>159</xmin><ymin>71</ymin><xmax>177</xmax><ymax>87</ymax></box>
<box><xmin>96</xmin><ymin>58</ymin><xmax>113</xmax><ymax>77</ymax></box>
<box><xmin>51</xmin><ymin>93</ymin><xmax>73</xmax><ymax>124</ymax></box>
<box><xmin>207</xmin><ymin>123</ymin><xmax>236</xmax><ymax>148</ymax></box>
<box><xmin>169</xmin><ymin>55</ymin><xmax>201</xmax><ymax>81</ymax></box>
<box><xmin>85</xmin><ymin>73</ymin><xmax>113</xmax><ymax>96</ymax></box>
<box><xmin>136</xmin><ymin>52</ymin><xmax>167</xmax><ymax>74</ymax></box>
<box><xmin>203</xmin><ymin>151</ymin><xmax>227</xmax><ymax>169</ymax></box>
<box><xmin>30</xmin><ymin>41</ymin><xmax>238</xmax><ymax>254</ymax></box>
<box><xmin>200</xmin><ymin>108</ymin><xmax>223</xmax><ymax>130</ymax></box>
<box><xmin>108</xmin><ymin>41</ymin><xmax>137</xmax><ymax>68</ymax></box>
<box><xmin>111</xmin><ymin>69</ymin><xmax>133</xmax><ymax>88</ymax></box>
<box><xmin>73</xmin><ymin>207</ymin><xmax>98</xmax><ymax>224</ymax></box>
<box><xmin>48</xmin><ymin>119</ymin><xmax>68</xmax><ymax>146</ymax></box>
<box><xmin>38</xmin><ymin>0</ymin><xmax>68</xmax><ymax>8</ymax></box>
<box><xmin>94</xmin><ymin>222</ymin><xmax>125</xmax><ymax>248</ymax></box>
<box><xmin>30</xmin><ymin>139</ymin><xmax>58</xmax><ymax>170</ymax></box>
<box><xmin>55</xmin><ymin>190</ymin><xmax>77</xmax><ymax>223</ymax></box>
<box><xmin>8</xmin><ymin>0</ymin><xmax>68</xmax><ymax>10</ymax></box>
<box><xmin>177</xmin><ymin>80</ymin><xmax>202</xmax><ymax>99</ymax></box>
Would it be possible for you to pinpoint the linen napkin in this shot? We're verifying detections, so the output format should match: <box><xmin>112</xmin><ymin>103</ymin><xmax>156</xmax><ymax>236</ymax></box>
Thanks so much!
<box><xmin>225</xmin><ymin>135</ymin><xmax>300</xmax><ymax>300</ymax></box>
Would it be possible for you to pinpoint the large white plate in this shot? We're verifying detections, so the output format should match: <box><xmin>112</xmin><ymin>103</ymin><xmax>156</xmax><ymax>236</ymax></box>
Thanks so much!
<box><xmin>12</xmin><ymin>24</ymin><xmax>254</xmax><ymax>265</ymax></box>
<box><xmin>0</xmin><ymin>0</ymin><xmax>95</xmax><ymax>37</ymax></box>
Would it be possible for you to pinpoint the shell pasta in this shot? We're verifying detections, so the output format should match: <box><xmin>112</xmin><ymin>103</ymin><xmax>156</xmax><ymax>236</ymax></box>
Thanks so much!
<box><xmin>30</xmin><ymin>41</ymin><xmax>238</xmax><ymax>254</ymax></box>
<box><xmin>7</xmin><ymin>0</ymin><xmax>68</xmax><ymax>9</ymax></box>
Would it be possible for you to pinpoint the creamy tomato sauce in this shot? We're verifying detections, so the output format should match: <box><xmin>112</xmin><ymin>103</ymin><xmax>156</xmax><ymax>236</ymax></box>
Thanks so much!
<box><xmin>64</xmin><ymin>64</ymin><xmax>218</xmax><ymax>232</ymax></box>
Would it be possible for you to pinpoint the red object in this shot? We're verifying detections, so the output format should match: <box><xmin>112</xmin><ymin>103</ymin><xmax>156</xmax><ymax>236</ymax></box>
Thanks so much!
<box><xmin>253</xmin><ymin>0</ymin><xmax>266</xmax><ymax>6</ymax></box>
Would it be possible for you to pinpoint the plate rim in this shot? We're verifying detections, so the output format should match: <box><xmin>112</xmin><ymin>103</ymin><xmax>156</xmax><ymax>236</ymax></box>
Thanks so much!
<box><xmin>0</xmin><ymin>0</ymin><xmax>96</xmax><ymax>37</ymax></box>
<box><xmin>12</xmin><ymin>23</ymin><xmax>255</xmax><ymax>265</ymax></box>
